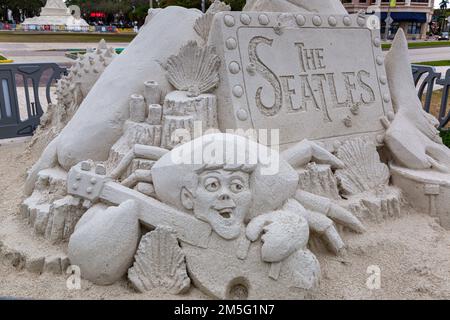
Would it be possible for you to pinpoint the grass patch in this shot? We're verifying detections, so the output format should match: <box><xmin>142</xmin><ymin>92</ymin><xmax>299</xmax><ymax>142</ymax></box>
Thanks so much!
<box><xmin>428</xmin><ymin>89</ymin><xmax>444</xmax><ymax>122</ymax></box>
<box><xmin>419</xmin><ymin>89</ymin><xmax>450</xmax><ymax>147</ymax></box>
<box><xmin>0</xmin><ymin>54</ymin><xmax>12</xmax><ymax>62</ymax></box>
<box><xmin>0</xmin><ymin>31</ymin><xmax>135</xmax><ymax>43</ymax></box>
<box><xmin>65</xmin><ymin>48</ymin><xmax>124</xmax><ymax>60</ymax></box>
<box><xmin>426</xmin><ymin>90</ymin><xmax>449</xmax><ymax>148</ymax></box>
<box><xmin>413</xmin><ymin>60</ymin><xmax>450</xmax><ymax>67</ymax></box>
<box><xmin>441</xmin><ymin>130</ymin><xmax>450</xmax><ymax>148</ymax></box>
<box><xmin>382</xmin><ymin>41</ymin><xmax>450</xmax><ymax>50</ymax></box>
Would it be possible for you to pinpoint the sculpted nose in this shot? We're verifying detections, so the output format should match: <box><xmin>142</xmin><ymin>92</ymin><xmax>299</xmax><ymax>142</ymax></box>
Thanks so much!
<box><xmin>219</xmin><ymin>193</ymin><xmax>230</xmax><ymax>201</ymax></box>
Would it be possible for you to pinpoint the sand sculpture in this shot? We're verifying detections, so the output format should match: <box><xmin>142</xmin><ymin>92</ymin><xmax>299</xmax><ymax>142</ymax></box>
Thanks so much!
<box><xmin>30</xmin><ymin>40</ymin><xmax>117</xmax><ymax>154</ymax></box>
<box><xmin>10</xmin><ymin>0</ymin><xmax>450</xmax><ymax>299</ymax></box>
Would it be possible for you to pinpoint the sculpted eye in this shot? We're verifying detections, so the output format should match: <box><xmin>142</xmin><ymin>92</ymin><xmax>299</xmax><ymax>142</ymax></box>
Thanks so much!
<box><xmin>230</xmin><ymin>180</ymin><xmax>245</xmax><ymax>193</ymax></box>
<box><xmin>204</xmin><ymin>177</ymin><xmax>220</xmax><ymax>192</ymax></box>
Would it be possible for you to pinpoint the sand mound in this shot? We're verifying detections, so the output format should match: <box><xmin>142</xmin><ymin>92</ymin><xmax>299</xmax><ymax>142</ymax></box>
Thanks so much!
<box><xmin>1</xmin><ymin>138</ymin><xmax>450</xmax><ymax>299</ymax></box>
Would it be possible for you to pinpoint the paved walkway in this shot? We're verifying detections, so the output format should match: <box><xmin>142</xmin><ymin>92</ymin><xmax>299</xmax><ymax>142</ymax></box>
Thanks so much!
<box><xmin>15</xmin><ymin>86</ymin><xmax>55</xmax><ymax>119</ymax></box>
<box><xmin>2</xmin><ymin>41</ymin><xmax>448</xmax><ymax>64</ymax></box>
<box><xmin>0</xmin><ymin>42</ymin><xmax>129</xmax><ymax>63</ymax></box>
<box><xmin>408</xmin><ymin>46</ymin><xmax>450</xmax><ymax>64</ymax></box>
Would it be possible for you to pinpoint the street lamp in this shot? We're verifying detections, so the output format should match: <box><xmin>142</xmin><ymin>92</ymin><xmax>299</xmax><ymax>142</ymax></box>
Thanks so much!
<box><xmin>439</xmin><ymin>1</ymin><xmax>449</xmax><ymax>33</ymax></box>
<box><xmin>384</xmin><ymin>0</ymin><xmax>396</xmax><ymax>41</ymax></box>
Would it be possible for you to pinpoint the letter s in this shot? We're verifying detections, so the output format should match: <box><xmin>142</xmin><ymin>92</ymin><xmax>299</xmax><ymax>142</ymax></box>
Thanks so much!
<box><xmin>248</xmin><ymin>36</ymin><xmax>282</xmax><ymax>117</ymax></box>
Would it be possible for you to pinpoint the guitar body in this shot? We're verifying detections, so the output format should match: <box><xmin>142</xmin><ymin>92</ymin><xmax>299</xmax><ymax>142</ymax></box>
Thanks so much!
<box><xmin>181</xmin><ymin>232</ymin><xmax>320</xmax><ymax>299</ymax></box>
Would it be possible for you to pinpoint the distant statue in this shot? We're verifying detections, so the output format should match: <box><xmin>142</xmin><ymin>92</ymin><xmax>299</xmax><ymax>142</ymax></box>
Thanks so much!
<box><xmin>22</xmin><ymin>0</ymin><xmax>88</xmax><ymax>28</ymax></box>
<box><xmin>45</xmin><ymin>0</ymin><xmax>68</xmax><ymax>9</ymax></box>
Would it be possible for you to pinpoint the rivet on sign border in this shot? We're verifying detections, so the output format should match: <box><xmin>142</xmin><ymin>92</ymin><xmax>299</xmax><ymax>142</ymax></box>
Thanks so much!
<box><xmin>229</xmin><ymin>62</ymin><xmax>240</xmax><ymax>74</ymax></box>
<box><xmin>258</xmin><ymin>14</ymin><xmax>269</xmax><ymax>25</ymax></box>
<box><xmin>225</xmin><ymin>37</ymin><xmax>237</xmax><ymax>50</ymax></box>
<box><xmin>233</xmin><ymin>85</ymin><xmax>244</xmax><ymax>98</ymax></box>
<box><xmin>240</xmin><ymin>13</ymin><xmax>251</xmax><ymax>25</ymax></box>
<box><xmin>312</xmin><ymin>16</ymin><xmax>322</xmax><ymax>26</ymax></box>
<box><xmin>343</xmin><ymin>16</ymin><xmax>352</xmax><ymax>26</ymax></box>
<box><xmin>357</xmin><ymin>16</ymin><xmax>366</xmax><ymax>27</ymax></box>
<box><xmin>296</xmin><ymin>15</ymin><xmax>306</xmax><ymax>26</ymax></box>
<box><xmin>328</xmin><ymin>16</ymin><xmax>337</xmax><ymax>26</ymax></box>
<box><xmin>224</xmin><ymin>15</ymin><xmax>235</xmax><ymax>27</ymax></box>
<box><xmin>376</xmin><ymin>56</ymin><xmax>384</xmax><ymax>65</ymax></box>
<box><xmin>373</xmin><ymin>37</ymin><xmax>381</xmax><ymax>47</ymax></box>
<box><xmin>236</xmin><ymin>108</ymin><xmax>248</xmax><ymax>121</ymax></box>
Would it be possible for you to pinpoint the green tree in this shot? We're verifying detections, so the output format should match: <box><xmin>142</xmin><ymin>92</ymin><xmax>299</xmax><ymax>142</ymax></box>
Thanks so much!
<box><xmin>66</xmin><ymin>0</ymin><xmax>150</xmax><ymax>24</ymax></box>
<box><xmin>158</xmin><ymin>0</ymin><xmax>245</xmax><ymax>11</ymax></box>
<box><xmin>1</xmin><ymin>0</ymin><xmax>45</xmax><ymax>22</ymax></box>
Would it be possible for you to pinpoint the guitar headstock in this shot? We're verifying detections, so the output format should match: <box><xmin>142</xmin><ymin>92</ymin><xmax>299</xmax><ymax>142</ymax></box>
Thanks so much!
<box><xmin>67</xmin><ymin>161</ymin><xmax>111</xmax><ymax>201</ymax></box>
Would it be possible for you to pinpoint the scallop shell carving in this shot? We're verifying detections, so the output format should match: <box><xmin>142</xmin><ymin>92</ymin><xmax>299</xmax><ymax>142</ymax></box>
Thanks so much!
<box><xmin>207</xmin><ymin>0</ymin><xmax>231</xmax><ymax>14</ymax></box>
<box><xmin>194</xmin><ymin>0</ymin><xmax>231</xmax><ymax>42</ymax></box>
<box><xmin>335</xmin><ymin>138</ymin><xmax>390</xmax><ymax>196</ymax></box>
<box><xmin>165</xmin><ymin>41</ymin><xmax>221</xmax><ymax>97</ymax></box>
<box><xmin>194</xmin><ymin>14</ymin><xmax>215</xmax><ymax>42</ymax></box>
<box><xmin>128</xmin><ymin>226</ymin><xmax>190</xmax><ymax>294</ymax></box>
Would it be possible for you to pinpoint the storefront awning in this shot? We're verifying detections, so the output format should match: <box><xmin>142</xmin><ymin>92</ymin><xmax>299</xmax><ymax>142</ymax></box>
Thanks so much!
<box><xmin>380</xmin><ymin>12</ymin><xmax>427</xmax><ymax>23</ymax></box>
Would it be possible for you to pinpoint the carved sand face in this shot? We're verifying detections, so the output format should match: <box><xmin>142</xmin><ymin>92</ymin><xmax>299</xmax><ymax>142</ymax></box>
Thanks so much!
<box><xmin>190</xmin><ymin>169</ymin><xmax>252</xmax><ymax>240</ymax></box>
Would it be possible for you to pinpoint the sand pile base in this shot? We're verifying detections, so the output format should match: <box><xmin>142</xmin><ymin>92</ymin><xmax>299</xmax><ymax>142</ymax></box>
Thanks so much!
<box><xmin>1</xmin><ymin>138</ymin><xmax>450</xmax><ymax>299</ymax></box>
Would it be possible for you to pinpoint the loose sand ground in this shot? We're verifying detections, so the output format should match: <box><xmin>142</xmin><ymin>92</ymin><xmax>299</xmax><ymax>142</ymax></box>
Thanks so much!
<box><xmin>1</xmin><ymin>138</ymin><xmax>450</xmax><ymax>299</ymax></box>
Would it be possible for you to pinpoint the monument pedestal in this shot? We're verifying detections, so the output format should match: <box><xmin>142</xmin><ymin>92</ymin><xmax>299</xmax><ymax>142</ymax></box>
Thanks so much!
<box><xmin>390</xmin><ymin>162</ymin><xmax>450</xmax><ymax>229</ymax></box>
<box><xmin>22</xmin><ymin>0</ymin><xmax>89</xmax><ymax>30</ymax></box>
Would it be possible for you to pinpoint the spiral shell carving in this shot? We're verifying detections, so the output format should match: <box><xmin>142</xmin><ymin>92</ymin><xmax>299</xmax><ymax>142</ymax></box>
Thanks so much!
<box><xmin>335</xmin><ymin>138</ymin><xmax>390</xmax><ymax>195</ymax></box>
<box><xmin>165</xmin><ymin>41</ymin><xmax>221</xmax><ymax>97</ymax></box>
<box><xmin>128</xmin><ymin>226</ymin><xmax>190</xmax><ymax>294</ymax></box>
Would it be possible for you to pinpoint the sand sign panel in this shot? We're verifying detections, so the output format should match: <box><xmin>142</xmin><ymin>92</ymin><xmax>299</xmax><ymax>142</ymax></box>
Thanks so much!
<box><xmin>209</xmin><ymin>12</ymin><xmax>394</xmax><ymax>150</ymax></box>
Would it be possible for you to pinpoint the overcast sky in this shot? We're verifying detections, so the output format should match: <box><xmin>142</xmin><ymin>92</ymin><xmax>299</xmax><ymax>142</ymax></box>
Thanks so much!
<box><xmin>434</xmin><ymin>0</ymin><xmax>447</xmax><ymax>8</ymax></box>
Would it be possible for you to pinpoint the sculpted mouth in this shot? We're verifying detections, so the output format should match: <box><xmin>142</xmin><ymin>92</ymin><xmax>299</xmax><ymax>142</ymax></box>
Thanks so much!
<box><xmin>217</xmin><ymin>208</ymin><xmax>233</xmax><ymax>219</ymax></box>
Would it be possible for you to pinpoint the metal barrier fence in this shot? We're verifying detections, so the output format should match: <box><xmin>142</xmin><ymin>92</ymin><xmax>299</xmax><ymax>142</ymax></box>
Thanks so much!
<box><xmin>412</xmin><ymin>64</ymin><xmax>450</xmax><ymax>129</ymax></box>
<box><xmin>0</xmin><ymin>63</ymin><xmax>448</xmax><ymax>140</ymax></box>
<box><xmin>0</xmin><ymin>63</ymin><xmax>66</xmax><ymax>139</ymax></box>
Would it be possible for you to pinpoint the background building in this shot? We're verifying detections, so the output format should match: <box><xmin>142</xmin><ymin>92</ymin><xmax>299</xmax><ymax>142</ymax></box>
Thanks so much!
<box><xmin>341</xmin><ymin>0</ymin><xmax>435</xmax><ymax>39</ymax></box>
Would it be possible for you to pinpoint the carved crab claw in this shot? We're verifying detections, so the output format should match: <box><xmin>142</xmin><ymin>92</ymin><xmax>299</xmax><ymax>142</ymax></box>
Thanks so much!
<box><xmin>282</xmin><ymin>139</ymin><xmax>345</xmax><ymax>170</ymax></box>
<box><xmin>246</xmin><ymin>209</ymin><xmax>310</xmax><ymax>263</ymax></box>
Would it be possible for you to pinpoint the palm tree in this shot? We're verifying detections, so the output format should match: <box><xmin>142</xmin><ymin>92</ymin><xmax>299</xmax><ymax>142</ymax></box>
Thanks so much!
<box><xmin>439</xmin><ymin>0</ymin><xmax>449</xmax><ymax>33</ymax></box>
